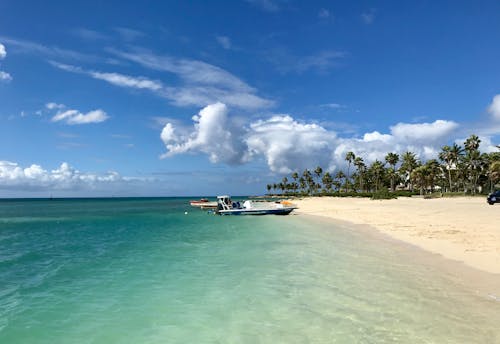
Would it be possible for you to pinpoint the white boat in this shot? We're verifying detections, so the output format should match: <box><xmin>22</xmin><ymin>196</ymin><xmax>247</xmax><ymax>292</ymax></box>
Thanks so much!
<box><xmin>216</xmin><ymin>195</ymin><xmax>296</xmax><ymax>216</ymax></box>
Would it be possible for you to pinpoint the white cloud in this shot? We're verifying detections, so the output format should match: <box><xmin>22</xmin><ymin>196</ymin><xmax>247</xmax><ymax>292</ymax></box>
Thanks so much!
<box><xmin>46</xmin><ymin>102</ymin><xmax>65</xmax><ymax>110</ymax></box>
<box><xmin>51</xmin><ymin>61</ymin><xmax>164</xmax><ymax>92</ymax></box>
<box><xmin>0</xmin><ymin>43</ymin><xmax>11</xmax><ymax>82</ymax></box>
<box><xmin>0</xmin><ymin>161</ymin><xmax>121</xmax><ymax>191</ymax></box>
<box><xmin>47</xmin><ymin>103</ymin><xmax>109</xmax><ymax>125</ymax></box>
<box><xmin>0</xmin><ymin>43</ymin><xmax>6</xmax><ymax>59</ymax></box>
<box><xmin>216</xmin><ymin>35</ymin><xmax>231</xmax><ymax>49</ymax></box>
<box><xmin>390</xmin><ymin>120</ymin><xmax>459</xmax><ymax>144</ymax></box>
<box><xmin>159</xmin><ymin>103</ymin><xmax>464</xmax><ymax>173</ymax></box>
<box><xmin>488</xmin><ymin>94</ymin><xmax>500</xmax><ymax>121</ymax></box>
<box><xmin>160</xmin><ymin>102</ymin><xmax>247</xmax><ymax>164</ymax></box>
<box><xmin>109</xmin><ymin>49</ymin><xmax>255</xmax><ymax>92</ymax></box>
<box><xmin>0</xmin><ymin>71</ymin><xmax>12</xmax><ymax>82</ymax></box>
<box><xmin>53</xmin><ymin>51</ymin><xmax>274</xmax><ymax>110</ymax></box>
<box><xmin>53</xmin><ymin>109</ymin><xmax>108</xmax><ymax>125</ymax></box>
<box><xmin>362</xmin><ymin>131</ymin><xmax>392</xmax><ymax>143</ymax></box>
<box><xmin>90</xmin><ymin>71</ymin><xmax>163</xmax><ymax>91</ymax></box>
<box><xmin>246</xmin><ymin>115</ymin><xmax>337</xmax><ymax>173</ymax></box>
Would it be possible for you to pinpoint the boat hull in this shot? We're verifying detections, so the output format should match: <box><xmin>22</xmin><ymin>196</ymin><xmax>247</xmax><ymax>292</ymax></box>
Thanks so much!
<box><xmin>217</xmin><ymin>207</ymin><xmax>295</xmax><ymax>216</ymax></box>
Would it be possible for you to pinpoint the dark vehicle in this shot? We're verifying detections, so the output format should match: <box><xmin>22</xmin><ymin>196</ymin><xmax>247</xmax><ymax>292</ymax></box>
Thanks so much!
<box><xmin>487</xmin><ymin>190</ymin><xmax>500</xmax><ymax>205</ymax></box>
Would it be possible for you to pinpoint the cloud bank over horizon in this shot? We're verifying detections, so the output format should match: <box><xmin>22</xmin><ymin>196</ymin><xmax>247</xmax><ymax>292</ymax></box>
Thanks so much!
<box><xmin>0</xmin><ymin>161</ymin><xmax>121</xmax><ymax>191</ymax></box>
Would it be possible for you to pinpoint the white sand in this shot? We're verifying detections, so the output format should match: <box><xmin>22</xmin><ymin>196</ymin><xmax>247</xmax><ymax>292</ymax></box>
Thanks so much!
<box><xmin>293</xmin><ymin>197</ymin><xmax>500</xmax><ymax>274</ymax></box>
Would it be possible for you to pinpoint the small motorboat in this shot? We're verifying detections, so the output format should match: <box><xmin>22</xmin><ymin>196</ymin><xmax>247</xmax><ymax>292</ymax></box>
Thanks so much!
<box><xmin>215</xmin><ymin>195</ymin><xmax>296</xmax><ymax>215</ymax></box>
<box><xmin>189</xmin><ymin>198</ymin><xmax>209</xmax><ymax>206</ymax></box>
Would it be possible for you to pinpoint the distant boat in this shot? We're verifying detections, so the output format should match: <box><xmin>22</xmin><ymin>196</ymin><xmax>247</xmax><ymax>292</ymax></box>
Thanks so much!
<box><xmin>189</xmin><ymin>198</ymin><xmax>209</xmax><ymax>206</ymax></box>
<box><xmin>190</xmin><ymin>198</ymin><xmax>218</xmax><ymax>209</ymax></box>
<box><xmin>215</xmin><ymin>195</ymin><xmax>296</xmax><ymax>215</ymax></box>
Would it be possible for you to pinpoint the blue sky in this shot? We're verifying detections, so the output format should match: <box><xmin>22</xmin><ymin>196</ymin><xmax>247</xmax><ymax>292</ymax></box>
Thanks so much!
<box><xmin>1</xmin><ymin>0</ymin><xmax>499</xmax><ymax>197</ymax></box>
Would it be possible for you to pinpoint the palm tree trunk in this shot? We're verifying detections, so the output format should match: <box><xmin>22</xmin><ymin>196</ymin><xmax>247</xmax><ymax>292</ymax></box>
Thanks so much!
<box><xmin>448</xmin><ymin>168</ymin><xmax>452</xmax><ymax>193</ymax></box>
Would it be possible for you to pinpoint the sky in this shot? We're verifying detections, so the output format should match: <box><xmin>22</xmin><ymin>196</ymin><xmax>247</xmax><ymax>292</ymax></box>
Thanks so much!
<box><xmin>0</xmin><ymin>0</ymin><xmax>499</xmax><ymax>197</ymax></box>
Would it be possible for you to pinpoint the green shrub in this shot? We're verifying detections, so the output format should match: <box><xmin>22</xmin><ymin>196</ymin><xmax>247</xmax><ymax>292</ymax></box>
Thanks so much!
<box><xmin>371</xmin><ymin>190</ymin><xmax>398</xmax><ymax>200</ymax></box>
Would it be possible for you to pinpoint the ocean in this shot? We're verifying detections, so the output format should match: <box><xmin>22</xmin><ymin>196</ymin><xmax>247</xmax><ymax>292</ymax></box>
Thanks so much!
<box><xmin>0</xmin><ymin>198</ymin><xmax>499</xmax><ymax>343</ymax></box>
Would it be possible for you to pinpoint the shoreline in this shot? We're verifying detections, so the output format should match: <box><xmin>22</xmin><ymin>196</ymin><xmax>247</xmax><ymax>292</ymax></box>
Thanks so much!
<box><xmin>291</xmin><ymin>196</ymin><xmax>500</xmax><ymax>275</ymax></box>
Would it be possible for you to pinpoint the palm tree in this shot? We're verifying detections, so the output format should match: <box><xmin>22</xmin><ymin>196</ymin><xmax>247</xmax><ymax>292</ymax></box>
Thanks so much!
<box><xmin>282</xmin><ymin>176</ymin><xmax>289</xmax><ymax>195</ymax></box>
<box><xmin>334</xmin><ymin>170</ymin><xmax>346</xmax><ymax>192</ymax></box>
<box><xmin>439</xmin><ymin>145</ymin><xmax>453</xmax><ymax>192</ymax></box>
<box><xmin>464</xmin><ymin>134</ymin><xmax>480</xmax><ymax>152</ymax></box>
<box><xmin>463</xmin><ymin>135</ymin><xmax>482</xmax><ymax>194</ymax></box>
<box><xmin>354</xmin><ymin>156</ymin><xmax>366</xmax><ymax>192</ymax></box>
<box><xmin>369</xmin><ymin>160</ymin><xmax>385</xmax><ymax>192</ymax></box>
<box><xmin>299</xmin><ymin>177</ymin><xmax>306</xmax><ymax>194</ymax></box>
<box><xmin>314</xmin><ymin>166</ymin><xmax>323</xmax><ymax>194</ymax></box>
<box><xmin>345</xmin><ymin>151</ymin><xmax>355</xmax><ymax>192</ymax></box>
<box><xmin>425</xmin><ymin>159</ymin><xmax>441</xmax><ymax>192</ymax></box>
<box><xmin>489</xmin><ymin>160</ymin><xmax>500</xmax><ymax>192</ymax></box>
<box><xmin>278</xmin><ymin>182</ymin><xmax>285</xmax><ymax>194</ymax></box>
<box><xmin>385</xmin><ymin>152</ymin><xmax>399</xmax><ymax>191</ymax></box>
<box><xmin>449</xmin><ymin>143</ymin><xmax>464</xmax><ymax>191</ymax></box>
<box><xmin>400</xmin><ymin>151</ymin><xmax>419</xmax><ymax>191</ymax></box>
<box><xmin>322</xmin><ymin>172</ymin><xmax>333</xmax><ymax>193</ymax></box>
<box><xmin>411</xmin><ymin>165</ymin><xmax>428</xmax><ymax>195</ymax></box>
<box><xmin>266</xmin><ymin>184</ymin><xmax>272</xmax><ymax>194</ymax></box>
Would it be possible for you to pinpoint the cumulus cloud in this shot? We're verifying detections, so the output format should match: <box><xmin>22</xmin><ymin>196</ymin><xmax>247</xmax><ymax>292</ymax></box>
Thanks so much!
<box><xmin>389</xmin><ymin>120</ymin><xmax>459</xmax><ymax>144</ymax></box>
<box><xmin>160</xmin><ymin>102</ymin><xmax>247</xmax><ymax>164</ymax></box>
<box><xmin>488</xmin><ymin>94</ymin><xmax>500</xmax><ymax>121</ymax></box>
<box><xmin>0</xmin><ymin>43</ymin><xmax>6</xmax><ymax>59</ymax></box>
<box><xmin>46</xmin><ymin>102</ymin><xmax>65</xmax><ymax>110</ymax></box>
<box><xmin>246</xmin><ymin>116</ymin><xmax>337</xmax><ymax>173</ymax></box>
<box><xmin>45</xmin><ymin>102</ymin><xmax>109</xmax><ymax>125</ymax></box>
<box><xmin>0</xmin><ymin>43</ymin><xmax>12</xmax><ymax>82</ymax></box>
<box><xmin>160</xmin><ymin>103</ymin><xmax>463</xmax><ymax>173</ymax></box>
<box><xmin>0</xmin><ymin>71</ymin><xmax>12</xmax><ymax>82</ymax></box>
<box><xmin>0</xmin><ymin>161</ymin><xmax>121</xmax><ymax>191</ymax></box>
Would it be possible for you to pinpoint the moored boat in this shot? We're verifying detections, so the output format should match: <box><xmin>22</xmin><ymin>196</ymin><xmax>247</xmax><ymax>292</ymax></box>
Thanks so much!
<box><xmin>190</xmin><ymin>198</ymin><xmax>209</xmax><ymax>206</ymax></box>
<box><xmin>216</xmin><ymin>195</ymin><xmax>296</xmax><ymax>215</ymax></box>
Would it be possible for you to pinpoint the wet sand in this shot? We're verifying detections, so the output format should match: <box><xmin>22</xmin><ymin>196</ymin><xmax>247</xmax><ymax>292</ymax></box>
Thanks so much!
<box><xmin>293</xmin><ymin>197</ymin><xmax>500</xmax><ymax>274</ymax></box>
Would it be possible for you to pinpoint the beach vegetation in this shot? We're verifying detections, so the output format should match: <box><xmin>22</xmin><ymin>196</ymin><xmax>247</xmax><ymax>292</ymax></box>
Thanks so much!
<box><xmin>265</xmin><ymin>134</ymin><xmax>499</xmax><ymax>198</ymax></box>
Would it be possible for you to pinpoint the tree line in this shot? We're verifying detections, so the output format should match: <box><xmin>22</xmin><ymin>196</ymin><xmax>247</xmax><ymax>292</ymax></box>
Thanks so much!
<box><xmin>266</xmin><ymin>134</ymin><xmax>500</xmax><ymax>196</ymax></box>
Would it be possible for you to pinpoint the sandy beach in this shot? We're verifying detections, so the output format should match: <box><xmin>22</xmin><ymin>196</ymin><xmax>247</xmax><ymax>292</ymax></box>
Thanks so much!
<box><xmin>293</xmin><ymin>196</ymin><xmax>500</xmax><ymax>274</ymax></box>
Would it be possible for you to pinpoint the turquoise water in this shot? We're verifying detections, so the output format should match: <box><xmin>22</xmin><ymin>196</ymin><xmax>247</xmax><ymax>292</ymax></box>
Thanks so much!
<box><xmin>0</xmin><ymin>198</ymin><xmax>499</xmax><ymax>343</ymax></box>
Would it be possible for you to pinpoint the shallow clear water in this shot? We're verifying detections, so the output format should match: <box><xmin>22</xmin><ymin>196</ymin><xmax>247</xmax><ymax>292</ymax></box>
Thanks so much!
<box><xmin>0</xmin><ymin>198</ymin><xmax>499</xmax><ymax>343</ymax></box>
